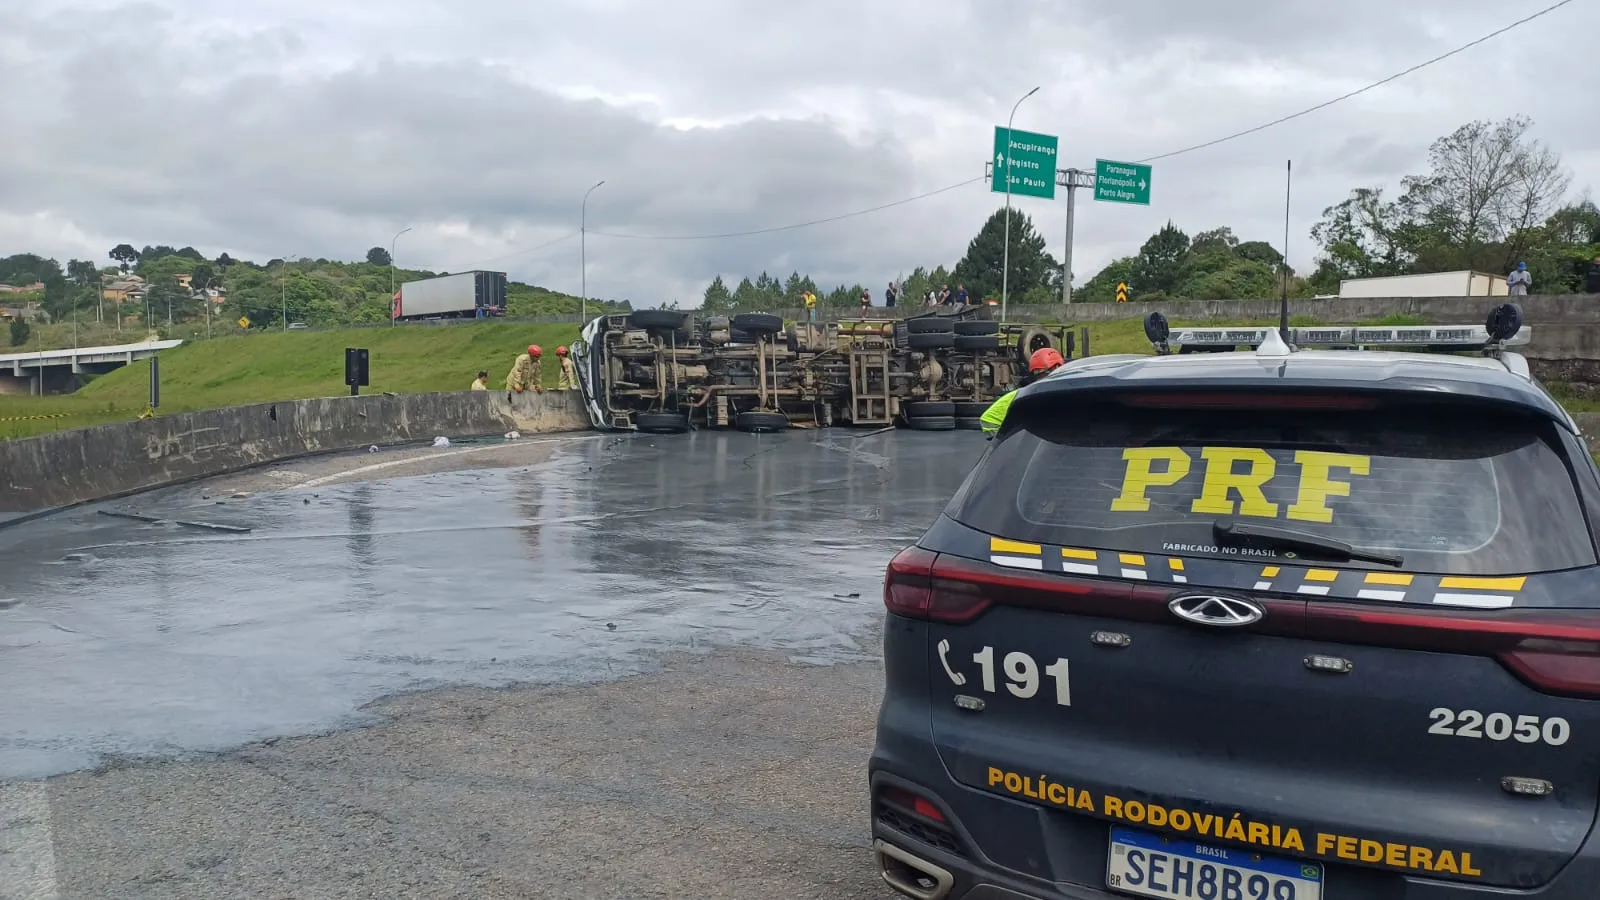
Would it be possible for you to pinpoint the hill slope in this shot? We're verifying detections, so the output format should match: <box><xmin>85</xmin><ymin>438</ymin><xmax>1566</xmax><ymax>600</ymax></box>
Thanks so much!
<box><xmin>0</xmin><ymin>322</ymin><xmax>579</xmax><ymax>439</ymax></box>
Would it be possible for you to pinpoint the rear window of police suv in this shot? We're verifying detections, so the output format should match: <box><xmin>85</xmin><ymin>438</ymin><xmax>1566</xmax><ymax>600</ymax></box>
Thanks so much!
<box><xmin>947</xmin><ymin>403</ymin><xmax>1596</xmax><ymax>576</ymax></box>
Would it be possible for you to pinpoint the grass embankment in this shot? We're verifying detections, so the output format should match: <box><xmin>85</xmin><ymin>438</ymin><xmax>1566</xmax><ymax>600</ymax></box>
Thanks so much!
<box><xmin>0</xmin><ymin>322</ymin><xmax>578</xmax><ymax>439</ymax></box>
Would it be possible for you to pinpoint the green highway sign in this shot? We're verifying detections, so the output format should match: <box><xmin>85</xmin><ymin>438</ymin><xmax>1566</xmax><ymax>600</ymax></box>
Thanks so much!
<box><xmin>1094</xmin><ymin>159</ymin><xmax>1152</xmax><ymax>205</ymax></box>
<box><xmin>992</xmin><ymin>127</ymin><xmax>1058</xmax><ymax>200</ymax></box>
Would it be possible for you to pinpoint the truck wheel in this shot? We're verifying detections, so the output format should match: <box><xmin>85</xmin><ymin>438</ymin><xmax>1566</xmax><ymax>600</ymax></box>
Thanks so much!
<box><xmin>1016</xmin><ymin>327</ymin><xmax>1059</xmax><ymax>365</ymax></box>
<box><xmin>905</xmin><ymin>416</ymin><xmax>956</xmax><ymax>431</ymax></box>
<box><xmin>732</xmin><ymin>313</ymin><xmax>783</xmax><ymax>335</ymax></box>
<box><xmin>903</xmin><ymin>400</ymin><xmax>956</xmax><ymax>418</ymax></box>
<box><xmin>908</xmin><ymin>332</ymin><xmax>955</xmax><ymax>350</ymax></box>
<box><xmin>634</xmin><ymin>411</ymin><xmax>689</xmax><ymax>434</ymax></box>
<box><xmin>735</xmin><ymin>410</ymin><xmax>788</xmax><ymax>433</ymax></box>
<box><xmin>906</xmin><ymin>316</ymin><xmax>956</xmax><ymax>334</ymax></box>
<box><xmin>955</xmin><ymin>417</ymin><xmax>985</xmax><ymax>431</ymax></box>
<box><xmin>953</xmin><ymin>401</ymin><xmax>990</xmax><ymax>418</ymax></box>
<box><xmin>954</xmin><ymin>320</ymin><xmax>999</xmax><ymax>335</ymax></box>
<box><xmin>954</xmin><ymin>335</ymin><xmax>1001</xmax><ymax>351</ymax></box>
<box><xmin>629</xmin><ymin>310</ymin><xmax>688</xmax><ymax>331</ymax></box>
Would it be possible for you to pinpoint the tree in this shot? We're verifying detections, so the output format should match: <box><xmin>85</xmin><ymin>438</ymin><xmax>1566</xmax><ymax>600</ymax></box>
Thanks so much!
<box><xmin>215</xmin><ymin>252</ymin><xmax>235</xmax><ymax>269</ymax></box>
<box><xmin>65</xmin><ymin>259</ymin><xmax>97</xmax><ymax>284</ymax></box>
<box><xmin>1136</xmin><ymin>222</ymin><xmax>1190</xmax><ymax>297</ymax></box>
<box><xmin>109</xmin><ymin>244</ymin><xmax>139</xmax><ymax>273</ymax></box>
<box><xmin>366</xmin><ymin>246</ymin><xmax>392</xmax><ymax>266</ymax></box>
<box><xmin>702</xmin><ymin>275</ymin><xmax>734</xmax><ymax>311</ymax></box>
<box><xmin>731</xmin><ymin>276</ymin><xmax>758</xmax><ymax>308</ymax></box>
<box><xmin>8</xmin><ymin>316</ymin><xmax>28</xmax><ymax>347</ymax></box>
<box><xmin>1398</xmin><ymin>116</ymin><xmax>1571</xmax><ymax>272</ymax></box>
<box><xmin>41</xmin><ymin>275</ymin><xmax>69</xmax><ymax>322</ymax></box>
<box><xmin>950</xmin><ymin>207</ymin><xmax>1057</xmax><ymax>302</ymax></box>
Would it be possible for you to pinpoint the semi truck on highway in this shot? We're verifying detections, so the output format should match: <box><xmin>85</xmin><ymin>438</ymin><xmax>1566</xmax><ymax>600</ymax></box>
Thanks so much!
<box><xmin>1337</xmin><ymin>270</ymin><xmax>1510</xmax><ymax>298</ymax></box>
<box><xmin>572</xmin><ymin>308</ymin><xmax>1072</xmax><ymax>433</ymax></box>
<box><xmin>391</xmin><ymin>271</ymin><xmax>509</xmax><ymax>321</ymax></box>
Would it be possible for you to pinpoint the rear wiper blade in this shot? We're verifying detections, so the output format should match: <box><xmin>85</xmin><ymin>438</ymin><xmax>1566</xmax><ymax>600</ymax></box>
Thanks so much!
<box><xmin>1212</xmin><ymin>518</ymin><xmax>1403</xmax><ymax>568</ymax></box>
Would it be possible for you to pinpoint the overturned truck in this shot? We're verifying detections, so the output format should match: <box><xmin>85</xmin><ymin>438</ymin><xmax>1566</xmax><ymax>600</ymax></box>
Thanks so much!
<box><xmin>572</xmin><ymin>308</ymin><xmax>1071</xmax><ymax>433</ymax></box>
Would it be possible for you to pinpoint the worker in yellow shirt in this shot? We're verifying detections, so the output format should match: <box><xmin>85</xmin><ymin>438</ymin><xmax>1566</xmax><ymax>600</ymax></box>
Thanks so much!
<box><xmin>803</xmin><ymin>290</ymin><xmax>817</xmax><ymax>322</ymax></box>
<box><xmin>506</xmin><ymin>344</ymin><xmax>541</xmax><ymax>394</ymax></box>
<box><xmin>470</xmin><ymin>370</ymin><xmax>489</xmax><ymax>391</ymax></box>
<box><xmin>981</xmin><ymin>347</ymin><xmax>1064</xmax><ymax>435</ymax></box>
<box><xmin>556</xmin><ymin>345</ymin><xmax>579</xmax><ymax>390</ymax></box>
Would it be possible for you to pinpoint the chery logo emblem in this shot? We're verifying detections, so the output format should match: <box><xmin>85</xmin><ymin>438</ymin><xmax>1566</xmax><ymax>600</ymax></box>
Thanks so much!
<box><xmin>1168</xmin><ymin>594</ymin><xmax>1264</xmax><ymax>628</ymax></box>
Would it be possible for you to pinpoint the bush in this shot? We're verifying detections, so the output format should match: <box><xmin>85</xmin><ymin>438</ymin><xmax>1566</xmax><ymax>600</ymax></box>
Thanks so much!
<box><xmin>8</xmin><ymin>317</ymin><xmax>29</xmax><ymax>346</ymax></box>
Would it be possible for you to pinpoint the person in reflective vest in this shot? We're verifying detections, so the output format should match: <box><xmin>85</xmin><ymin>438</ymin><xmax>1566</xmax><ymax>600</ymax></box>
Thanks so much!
<box><xmin>981</xmin><ymin>347</ymin><xmax>1065</xmax><ymax>435</ymax></box>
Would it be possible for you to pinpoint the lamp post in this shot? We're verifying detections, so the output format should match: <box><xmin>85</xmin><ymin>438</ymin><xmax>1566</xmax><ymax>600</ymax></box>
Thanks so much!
<box><xmin>281</xmin><ymin>254</ymin><xmax>297</xmax><ymax>332</ymax></box>
<box><xmin>581</xmin><ymin>180</ymin><xmax>605</xmax><ymax>323</ymax></box>
<box><xmin>389</xmin><ymin>226</ymin><xmax>411</xmax><ymax>326</ymax></box>
<box><xmin>1000</xmin><ymin>86</ymin><xmax>1040</xmax><ymax>323</ymax></box>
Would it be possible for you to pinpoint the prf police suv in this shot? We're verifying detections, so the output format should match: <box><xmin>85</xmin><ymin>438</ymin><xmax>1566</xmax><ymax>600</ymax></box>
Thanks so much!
<box><xmin>871</xmin><ymin>307</ymin><xmax>1600</xmax><ymax>900</ymax></box>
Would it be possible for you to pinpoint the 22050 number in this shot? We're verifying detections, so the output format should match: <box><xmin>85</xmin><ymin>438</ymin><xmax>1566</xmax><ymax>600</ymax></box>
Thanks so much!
<box><xmin>1428</xmin><ymin>708</ymin><xmax>1570</xmax><ymax>746</ymax></box>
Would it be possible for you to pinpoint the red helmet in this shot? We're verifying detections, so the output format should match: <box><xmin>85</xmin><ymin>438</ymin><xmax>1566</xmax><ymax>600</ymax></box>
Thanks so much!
<box><xmin>555</xmin><ymin>345</ymin><xmax>568</xmax><ymax>356</ymax></box>
<box><xmin>527</xmin><ymin>345</ymin><xmax>542</xmax><ymax>358</ymax></box>
<box><xmin>1028</xmin><ymin>347</ymin><xmax>1065</xmax><ymax>374</ymax></box>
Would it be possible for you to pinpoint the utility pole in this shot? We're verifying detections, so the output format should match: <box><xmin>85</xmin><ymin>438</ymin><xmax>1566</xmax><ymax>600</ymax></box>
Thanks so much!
<box><xmin>281</xmin><ymin>254</ymin><xmax>296</xmax><ymax>332</ymax></box>
<box><xmin>389</xmin><ymin>226</ymin><xmax>411</xmax><ymax>326</ymax></box>
<box><xmin>1000</xmin><ymin>87</ymin><xmax>1040</xmax><ymax>323</ymax></box>
<box><xmin>581</xmin><ymin>180</ymin><xmax>605</xmax><ymax>324</ymax></box>
<box><xmin>1058</xmin><ymin>168</ymin><xmax>1095</xmax><ymax>304</ymax></box>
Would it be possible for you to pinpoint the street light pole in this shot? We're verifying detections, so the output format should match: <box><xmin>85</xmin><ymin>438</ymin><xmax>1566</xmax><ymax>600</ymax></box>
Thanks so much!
<box><xmin>581</xmin><ymin>180</ymin><xmax>605</xmax><ymax>324</ymax></box>
<box><xmin>281</xmin><ymin>254</ymin><xmax>296</xmax><ymax>332</ymax></box>
<box><xmin>389</xmin><ymin>226</ymin><xmax>412</xmax><ymax>326</ymax></box>
<box><xmin>1000</xmin><ymin>86</ymin><xmax>1040</xmax><ymax>324</ymax></box>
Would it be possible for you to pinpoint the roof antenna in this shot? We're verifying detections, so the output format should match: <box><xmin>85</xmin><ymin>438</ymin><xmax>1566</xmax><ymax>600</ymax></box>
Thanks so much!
<box><xmin>1279</xmin><ymin>159</ymin><xmax>1292</xmax><ymax>346</ymax></box>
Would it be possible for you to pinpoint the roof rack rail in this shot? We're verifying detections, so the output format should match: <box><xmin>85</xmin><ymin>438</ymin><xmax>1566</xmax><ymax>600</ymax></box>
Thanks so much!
<box><xmin>1144</xmin><ymin>302</ymin><xmax>1530</xmax><ymax>359</ymax></box>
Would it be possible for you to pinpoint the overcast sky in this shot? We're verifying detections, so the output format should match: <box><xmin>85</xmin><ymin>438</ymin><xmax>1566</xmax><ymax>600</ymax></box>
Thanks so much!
<box><xmin>1</xmin><ymin>1</ymin><xmax>1594</xmax><ymax>306</ymax></box>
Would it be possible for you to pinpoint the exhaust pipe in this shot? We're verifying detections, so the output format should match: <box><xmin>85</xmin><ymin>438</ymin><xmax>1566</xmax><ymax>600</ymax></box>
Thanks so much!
<box><xmin>875</xmin><ymin>839</ymin><xmax>955</xmax><ymax>900</ymax></box>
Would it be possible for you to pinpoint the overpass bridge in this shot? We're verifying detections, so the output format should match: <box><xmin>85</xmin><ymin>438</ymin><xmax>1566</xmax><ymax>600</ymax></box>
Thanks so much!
<box><xmin>0</xmin><ymin>339</ymin><xmax>183</xmax><ymax>395</ymax></box>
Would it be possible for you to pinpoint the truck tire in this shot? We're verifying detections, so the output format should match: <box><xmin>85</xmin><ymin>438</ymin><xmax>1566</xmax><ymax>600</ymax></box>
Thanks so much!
<box><xmin>634</xmin><ymin>411</ymin><xmax>689</xmax><ymax>434</ymax></box>
<box><xmin>629</xmin><ymin>310</ymin><xmax>688</xmax><ymax>331</ymax></box>
<box><xmin>735</xmin><ymin>410</ymin><xmax>788</xmax><ymax>433</ymax></box>
<box><xmin>955</xmin><ymin>417</ymin><xmax>985</xmax><ymax>431</ymax></box>
<box><xmin>954</xmin><ymin>320</ymin><xmax>999</xmax><ymax>335</ymax></box>
<box><xmin>908</xmin><ymin>332</ymin><xmax>956</xmax><ymax>350</ymax></box>
<box><xmin>904</xmin><ymin>400</ymin><xmax>956</xmax><ymax>418</ymax></box>
<box><xmin>953</xmin><ymin>401</ymin><xmax>990</xmax><ymax>418</ymax></box>
<box><xmin>1017</xmin><ymin>326</ymin><xmax>1059</xmax><ymax>365</ymax></box>
<box><xmin>906</xmin><ymin>316</ymin><xmax>956</xmax><ymax>334</ymax></box>
<box><xmin>732</xmin><ymin>313</ymin><xmax>783</xmax><ymax>335</ymax></box>
<box><xmin>954</xmin><ymin>335</ymin><xmax>1001</xmax><ymax>351</ymax></box>
<box><xmin>905</xmin><ymin>415</ymin><xmax>957</xmax><ymax>431</ymax></box>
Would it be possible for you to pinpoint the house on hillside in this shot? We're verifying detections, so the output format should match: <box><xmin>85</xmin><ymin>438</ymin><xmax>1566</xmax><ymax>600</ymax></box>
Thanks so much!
<box><xmin>0</xmin><ymin>281</ymin><xmax>44</xmax><ymax>294</ymax></box>
<box><xmin>0</xmin><ymin>302</ymin><xmax>45</xmax><ymax>320</ymax></box>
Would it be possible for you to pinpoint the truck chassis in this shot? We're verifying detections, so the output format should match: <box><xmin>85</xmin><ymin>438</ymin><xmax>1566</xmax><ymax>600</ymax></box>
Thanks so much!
<box><xmin>572</xmin><ymin>308</ymin><xmax>1070</xmax><ymax>433</ymax></box>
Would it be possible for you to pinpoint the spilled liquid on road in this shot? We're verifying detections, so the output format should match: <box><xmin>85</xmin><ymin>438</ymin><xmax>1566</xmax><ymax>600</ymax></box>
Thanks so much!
<box><xmin>0</xmin><ymin>430</ymin><xmax>984</xmax><ymax>778</ymax></box>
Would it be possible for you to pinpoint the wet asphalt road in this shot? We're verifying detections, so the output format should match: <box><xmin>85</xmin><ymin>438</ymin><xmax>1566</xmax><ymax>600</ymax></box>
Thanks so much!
<box><xmin>0</xmin><ymin>428</ymin><xmax>986</xmax><ymax>898</ymax></box>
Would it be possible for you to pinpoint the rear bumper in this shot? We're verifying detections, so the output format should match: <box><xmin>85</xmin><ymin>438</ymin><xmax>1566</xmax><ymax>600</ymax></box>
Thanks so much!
<box><xmin>868</xmin><ymin>764</ymin><xmax>1600</xmax><ymax>900</ymax></box>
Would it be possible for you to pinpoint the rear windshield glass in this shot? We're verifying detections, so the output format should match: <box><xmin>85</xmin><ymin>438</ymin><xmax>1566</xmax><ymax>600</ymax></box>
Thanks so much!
<box><xmin>947</xmin><ymin>402</ymin><xmax>1596</xmax><ymax>575</ymax></box>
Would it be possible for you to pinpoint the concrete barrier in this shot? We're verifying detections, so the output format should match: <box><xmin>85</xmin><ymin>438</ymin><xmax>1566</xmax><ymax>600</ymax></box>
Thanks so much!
<box><xmin>0</xmin><ymin>389</ymin><xmax>590</xmax><ymax>515</ymax></box>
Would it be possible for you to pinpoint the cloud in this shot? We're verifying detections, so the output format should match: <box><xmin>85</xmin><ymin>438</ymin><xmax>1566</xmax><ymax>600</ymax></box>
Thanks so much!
<box><xmin>1</xmin><ymin>0</ymin><xmax>1596</xmax><ymax>306</ymax></box>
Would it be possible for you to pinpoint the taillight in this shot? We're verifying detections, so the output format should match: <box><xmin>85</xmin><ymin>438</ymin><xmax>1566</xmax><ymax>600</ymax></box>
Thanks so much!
<box><xmin>1118</xmin><ymin>392</ymin><xmax>1378</xmax><ymax>410</ymax></box>
<box><xmin>880</xmin><ymin>785</ymin><xmax>947</xmax><ymax>824</ymax></box>
<box><xmin>1304</xmin><ymin>603</ymin><xmax>1600</xmax><ymax>700</ymax></box>
<box><xmin>883</xmin><ymin>546</ymin><xmax>990</xmax><ymax>623</ymax></box>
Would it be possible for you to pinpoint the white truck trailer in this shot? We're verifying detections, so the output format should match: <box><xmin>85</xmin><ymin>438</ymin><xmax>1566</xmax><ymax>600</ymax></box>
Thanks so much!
<box><xmin>1337</xmin><ymin>270</ymin><xmax>1509</xmax><ymax>298</ymax></box>
<box><xmin>391</xmin><ymin>271</ymin><xmax>508</xmax><ymax>321</ymax></box>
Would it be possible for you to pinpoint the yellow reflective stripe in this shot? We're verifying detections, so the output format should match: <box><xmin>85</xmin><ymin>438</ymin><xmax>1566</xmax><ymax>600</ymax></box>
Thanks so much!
<box><xmin>1304</xmin><ymin>569</ymin><xmax>1339</xmax><ymax>582</ymax></box>
<box><xmin>1261</xmin><ymin>566</ymin><xmax>1281</xmax><ymax>578</ymax></box>
<box><xmin>1061</xmin><ymin>548</ymin><xmax>1097</xmax><ymax>561</ymax></box>
<box><xmin>1168</xmin><ymin>558</ymin><xmax>1185</xmax><ymax>571</ymax></box>
<box><xmin>989</xmin><ymin>537</ymin><xmax>1042</xmax><ymax>556</ymax></box>
<box><xmin>979</xmin><ymin>391</ymin><xmax>1016</xmax><ymax>432</ymax></box>
<box><xmin>1439</xmin><ymin>576</ymin><xmax>1527</xmax><ymax>591</ymax></box>
<box><xmin>1364</xmin><ymin>572</ymin><xmax>1414</xmax><ymax>586</ymax></box>
<box><xmin>1118</xmin><ymin>553</ymin><xmax>1146</xmax><ymax>566</ymax></box>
